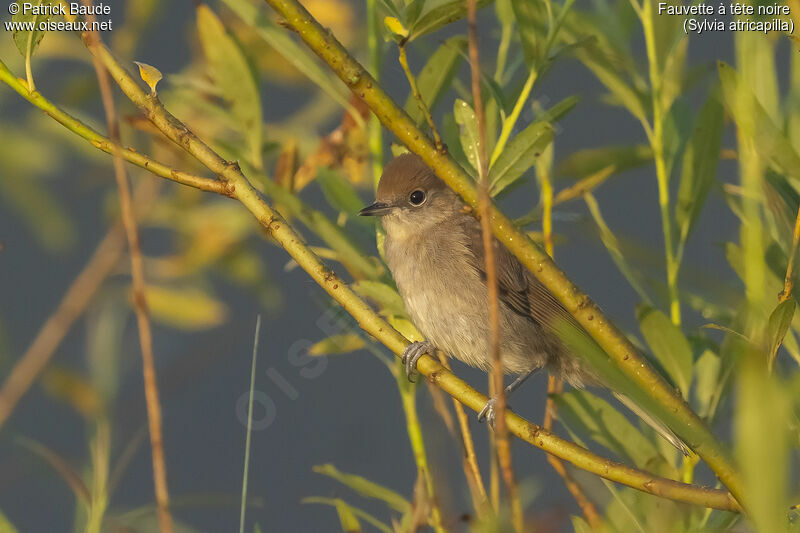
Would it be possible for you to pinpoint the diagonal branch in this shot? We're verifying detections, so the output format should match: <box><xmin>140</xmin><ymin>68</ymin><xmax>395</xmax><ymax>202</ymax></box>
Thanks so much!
<box><xmin>0</xmin><ymin>45</ymin><xmax>741</xmax><ymax>512</ymax></box>
<box><xmin>258</xmin><ymin>0</ymin><xmax>744</xmax><ymax>506</ymax></box>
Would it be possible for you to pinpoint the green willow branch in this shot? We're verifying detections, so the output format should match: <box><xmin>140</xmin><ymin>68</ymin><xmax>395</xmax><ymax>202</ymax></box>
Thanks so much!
<box><xmin>260</xmin><ymin>0</ymin><xmax>745</xmax><ymax>507</ymax></box>
<box><xmin>0</xmin><ymin>49</ymin><xmax>740</xmax><ymax>512</ymax></box>
<box><xmin>0</xmin><ymin>58</ymin><xmax>378</xmax><ymax>282</ymax></box>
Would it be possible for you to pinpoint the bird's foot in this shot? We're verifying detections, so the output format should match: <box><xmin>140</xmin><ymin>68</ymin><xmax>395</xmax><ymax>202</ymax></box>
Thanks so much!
<box><xmin>401</xmin><ymin>341</ymin><xmax>433</xmax><ymax>383</ymax></box>
<box><xmin>477</xmin><ymin>397</ymin><xmax>512</xmax><ymax>427</ymax></box>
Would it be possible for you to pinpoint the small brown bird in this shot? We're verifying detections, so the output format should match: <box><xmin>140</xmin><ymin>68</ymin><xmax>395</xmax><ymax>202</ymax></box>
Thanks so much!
<box><xmin>360</xmin><ymin>153</ymin><xmax>688</xmax><ymax>454</ymax></box>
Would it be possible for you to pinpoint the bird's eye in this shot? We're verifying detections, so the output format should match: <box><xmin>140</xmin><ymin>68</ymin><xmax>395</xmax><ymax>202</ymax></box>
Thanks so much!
<box><xmin>409</xmin><ymin>190</ymin><xmax>426</xmax><ymax>206</ymax></box>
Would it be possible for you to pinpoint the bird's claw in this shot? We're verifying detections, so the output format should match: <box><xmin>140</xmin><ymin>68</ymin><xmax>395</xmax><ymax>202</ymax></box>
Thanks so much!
<box><xmin>401</xmin><ymin>341</ymin><xmax>433</xmax><ymax>382</ymax></box>
<box><xmin>478</xmin><ymin>397</ymin><xmax>512</xmax><ymax>428</ymax></box>
<box><xmin>478</xmin><ymin>397</ymin><xmax>497</xmax><ymax>427</ymax></box>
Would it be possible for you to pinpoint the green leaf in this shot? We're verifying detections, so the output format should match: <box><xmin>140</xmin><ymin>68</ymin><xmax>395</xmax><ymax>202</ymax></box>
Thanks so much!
<box><xmin>489</xmin><ymin>122</ymin><xmax>554</xmax><ymax>195</ymax></box>
<box><xmin>12</xmin><ymin>2</ymin><xmax>57</xmax><ymax>58</ymax></box>
<box><xmin>554</xmin><ymin>390</ymin><xmax>670</xmax><ymax>471</ymax></box>
<box><xmin>316</xmin><ymin>168</ymin><xmax>366</xmax><ymax>219</ymax></box>
<box><xmin>383</xmin><ymin>16</ymin><xmax>408</xmax><ymax>38</ymax></box>
<box><xmin>691</xmin><ymin>349</ymin><xmax>720</xmax><ymax>419</ymax></box>
<box><xmin>735</xmin><ymin>358</ymin><xmax>792</xmax><ymax>533</ymax></box>
<box><xmin>404</xmin><ymin>36</ymin><xmax>467</xmax><ymax>125</ymax></box>
<box><xmin>675</xmin><ymin>90</ymin><xmax>724</xmax><ymax>246</ymax></box>
<box><xmin>309</xmin><ymin>334</ymin><xmax>366</xmax><ymax>356</ymax></box>
<box><xmin>221</xmin><ymin>0</ymin><xmax>355</xmax><ymax>116</ymax></box>
<box><xmin>557</xmin><ymin>144</ymin><xmax>652</xmax><ymax>180</ymax></box>
<box><xmin>767</xmin><ymin>299</ymin><xmax>796</xmax><ymax>368</ymax></box>
<box><xmin>719</xmin><ymin>61</ymin><xmax>800</xmax><ymax>186</ymax></box>
<box><xmin>510</xmin><ymin>0</ymin><xmax>543</xmax><ymax>67</ymax></box>
<box><xmin>537</xmin><ymin>95</ymin><xmax>580</xmax><ymax>124</ymax></box>
<box><xmin>196</xmin><ymin>4</ymin><xmax>263</xmax><ymax>168</ymax></box>
<box><xmin>408</xmin><ymin>0</ymin><xmax>493</xmax><ymax>40</ymax></box>
<box><xmin>144</xmin><ymin>286</ymin><xmax>228</xmax><ymax>330</ymax></box>
<box><xmin>352</xmin><ymin>281</ymin><xmax>405</xmax><ymax>316</ymax></box>
<box><xmin>570</xmin><ymin>516</ymin><xmax>593</xmax><ymax>533</ymax></box>
<box><xmin>584</xmin><ymin>194</ymin><xmax>652</xmax><ymax>304</ymax></box>
<box><xmin>303</xmin><ymin>497</ymin><xmax>391</xmax><ymax>533</ymax></box>
<box><xmin>636</xmin><ymin>306</ymin><xmax>693</xmax><ymax>398</ymax></box>
<box><xmin>454</xmin><ymin>98</ymin><xmax>481</xmax><ymax>173</ymax></box>
<box><xmin>312</xmin><ymin>464</ymin><xmax>411</xmax><ymax>513</ymax></box>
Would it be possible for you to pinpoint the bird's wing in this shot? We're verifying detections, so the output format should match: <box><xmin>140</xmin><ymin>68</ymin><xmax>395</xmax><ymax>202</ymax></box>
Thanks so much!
<box><xmin>463</xmin><ymin>219</ymin><xmax>581</xmax><ymax>334</ymax></box>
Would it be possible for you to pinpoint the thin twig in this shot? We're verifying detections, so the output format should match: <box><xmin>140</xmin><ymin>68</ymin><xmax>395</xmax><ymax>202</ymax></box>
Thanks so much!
<box><xmin>397</xmin><ymin>42</ymin><xmax>443</xmax><ymax>152</ymax></box>
<box><xmin>81</xmin><ymin>8</ymin><xmax>172</xmax><ymax>531</ymax></box>
<box><xmin>0</xmin><ymin>37</ymin><xmax>744</xmax><ymax>513</ymax></box>
<box><xmin>434</xmin><ymin>354</ymin><xmax>488</xmax><ymax>514</ymax></box>
<box><xmin>465</xmin><ymin>1</ymin><xmax>523</xmax><ymax>530</ymax></box>
<box><xmin>540</xmin><ymin>172</ymin><xmax>602</xmax><ymax>526</ymax></box>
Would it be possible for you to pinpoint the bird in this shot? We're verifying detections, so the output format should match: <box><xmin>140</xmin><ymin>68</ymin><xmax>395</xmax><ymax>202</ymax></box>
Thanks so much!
<box><xmin>359</xmin><ymin>152</ymin><xmax>689</xmax><ymax>455</ymax></box>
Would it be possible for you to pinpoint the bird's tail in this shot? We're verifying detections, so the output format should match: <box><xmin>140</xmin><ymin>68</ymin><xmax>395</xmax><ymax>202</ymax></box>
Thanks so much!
<box><xmin>612</xmin><ymin>392</ymin><xmax>691</xmax><ymax>457</ymax></box>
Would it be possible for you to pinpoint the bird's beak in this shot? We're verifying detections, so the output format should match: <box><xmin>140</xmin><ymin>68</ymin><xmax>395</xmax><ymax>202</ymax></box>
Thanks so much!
<box><xmin>359</xmin><ymin>201</ymin><xmax>392</xmax><ymax>216</ymax></box>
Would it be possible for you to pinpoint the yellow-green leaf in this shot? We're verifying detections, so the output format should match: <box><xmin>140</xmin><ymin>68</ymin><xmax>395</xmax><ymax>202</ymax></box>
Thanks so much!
<box><xmin>196</xmin><ymin>4</ymin><xmax>263</xmax><ymax>168</ymax></box>
<box><xmin>133</xmin><ymin>61</ymin><xmax>163</xmax><ymax>94</ymax></box>
<box><xmin>144</xmin><ymin>286</ymin><xmax>228</xmax><ymax>330</ymax></box>
<box><xmin>383</xmin><ymin>16</ymin><xmax>408</xmax><ymax>38</ymax></box>
<box><xmin>637</xmin><ymin>306</ymin><xmax>693</xmax><ymax>398</ymax></box>
<box><xmin>309</xmin><ymin>334</ymin><xmax>365</xmax><ymax>356</ymax></box>
<box><xmin>312</xmin><ymin>464</ymin><xmax>411</xmax><ymax>513</ymax></box>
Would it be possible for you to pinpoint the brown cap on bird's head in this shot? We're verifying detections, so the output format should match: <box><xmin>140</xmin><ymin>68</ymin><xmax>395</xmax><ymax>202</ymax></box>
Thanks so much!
<box><xmin>359</xmin><ymin>153</ymin><xmax>448</xmax><ymax>216</ymax></box>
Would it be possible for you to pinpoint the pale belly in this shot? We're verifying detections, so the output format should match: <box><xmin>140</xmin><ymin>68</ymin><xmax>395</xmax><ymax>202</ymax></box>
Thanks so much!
<box><xmin>385</xmin><ymin>228</ymin><xmax>549</xmax><ymax>375</ymax></box>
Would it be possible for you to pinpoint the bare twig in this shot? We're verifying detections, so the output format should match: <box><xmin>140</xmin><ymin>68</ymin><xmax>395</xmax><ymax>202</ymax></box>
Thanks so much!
<box><xmin>81</xmin><ymin>7</ymin><xmax>172</xmax><ymax>531</ymax></box>
<box><xmin>397</xmin><ymin>42</ymin><xmax>443</xmax><ymax>152</ymax></box>
<box><xmin>465</xmin><ymin>1</ymin><xmax>523</xmax><ymax>530</ymax></box>
<box><xmin>434</xmin><ymin>353</ymin><xmax>488</xmax><ymax>514</ymax></box>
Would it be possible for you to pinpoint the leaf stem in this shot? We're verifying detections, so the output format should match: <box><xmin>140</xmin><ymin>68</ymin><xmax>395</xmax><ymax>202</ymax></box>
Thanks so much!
<box><xmin>398</xmin><ymin>42</ymin><xmax>444</xmax><ymax>152</ymax></box>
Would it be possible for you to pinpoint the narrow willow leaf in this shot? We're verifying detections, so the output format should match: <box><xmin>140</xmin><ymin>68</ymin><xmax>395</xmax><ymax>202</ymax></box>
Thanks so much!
<box><xmin>196</xmin><ymin>4</ymin><xmax>263</xmax><ymax>167</ymax></box>
<box><xmin>312</xmin><ymin>464</ymin><xmax>411</xmax><ymax>513</ymax></box>
<box><xmin>221</xmin><ymin>0</ymin><xmax>354</xmax><ymax>115</ymax></box>
<box><xmin>554</xmin><ymin>390</ymin><xmax>670</xmax><ymax>471</ymax></box>
<box><xmin>352</xmin><ymin>281</ymin><xmax>405</xmax><ymax>316</ymax></box>
<box><xmin>691</xmin><ymin>349</ymin><xmax>720</xmax><ymax>419</ymax></box>
<box><xmin>489</xmin><ymin>122</ymin><xmax>554</xmax><ymax>195</ymax></box>
<box><xmin>736</xmin><ymin>358</ymin><xmax>791</xmax><ymax>533</ymax></box>
<box><xmin>584</xmin><ymin>194</ymin><xmax>652</xmax><ymax>304</ymax></box>
<box><xmin>144</xmin><ymin>286</ymin><xmax>228</xmax><ymax>330</ymax></box>
<box><xmin>637</xmin><ymin>306</ymin><xmax>693</xmax><ymax>398</ymax></box>
<box><xmin>510</xmin><ymin>0</ymin><xmax>541</xmax><ymax>66</ymax></box>
<box><xmin>454</xmin><ymin>98</ymin><xmax>481</xmax><ymax>173</ymax></box>
<box><xmin>404</xmin><ymin>36</ymin><xmax>467</xmax><ymax>125</ymax></box>
<box><xmin>408</xmin><ymin>0</ymin><xmax>493</xmax><ymax>40</ymax></box>
<box><xmin>309</xmin><ymin>334</ymin><xmax>366</xmax><ymax>356</ymax></box>
<box><xmin>303</xmin><ymin>497</ymin><xmax>392</xmax><ymax>533</ymax></box>
<box><xmin>537</xmin><ymin>95</ymin><xmax>580</xmax><ymax>124</ymax></box>
<box><xmin>767</xmin><ymin>299</ymin><xmax>796</xmax><ymax>368</ymax></box>
<box><xmin>133</xmin><ymin>61</ymin><xmax>163</xmax><ymax>94</ymax></box>
<box><xmin>316</xmin><ymin>168</ymin><xmax>367</xmax><ymax>220</ymax></box>
<box><xmin>675</xmin><ymin>90</ymin><xmax>724</xmax><ymax>246</ymax></box>
<box><xmin>557</xmin><ymin>144</ymin><xmax>652</xmax><ymax>180</ymax></box>
<box><xmin>719</xmin><ymin>61</ymin><xmax>800</xmax><ymax>185</ymax></box>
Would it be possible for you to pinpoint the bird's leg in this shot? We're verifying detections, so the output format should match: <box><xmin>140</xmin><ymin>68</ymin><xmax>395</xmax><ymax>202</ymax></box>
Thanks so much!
<box><xmin>400</xmin><ymin>341</ymin><xmax>434</xmax><ymax>382</ymax></box>
<box><xmin>478</xmin><ymin>367</ymin><xmax>540</xmax><ymax>426</ymax></box>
